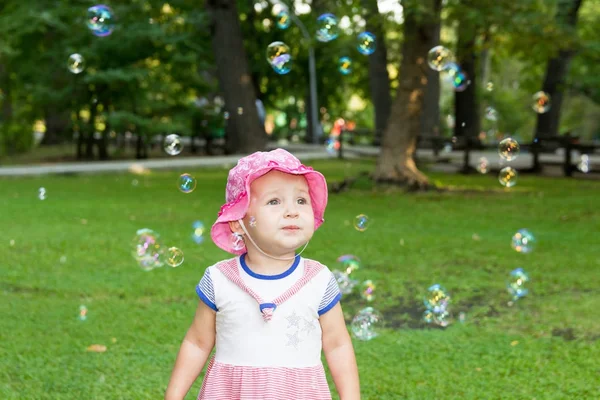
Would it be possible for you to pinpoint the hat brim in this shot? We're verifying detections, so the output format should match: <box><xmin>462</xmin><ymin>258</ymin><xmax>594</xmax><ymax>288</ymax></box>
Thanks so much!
<box><xmin>211</xmin><ymin>167</ymin><xmax>328</xmax><ymax>255</ymax></box>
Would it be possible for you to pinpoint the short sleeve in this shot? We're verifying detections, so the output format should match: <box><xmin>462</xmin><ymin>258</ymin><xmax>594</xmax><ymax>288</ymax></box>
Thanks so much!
<box><xmin>195</xmin><ymin>268</ymin><xmax>218</xmax><ymax>312</ymax></box>
<box><xmin>318</xmin><ymin>272</ymin><xmax>342</xmax><ymax>316</ymax></box>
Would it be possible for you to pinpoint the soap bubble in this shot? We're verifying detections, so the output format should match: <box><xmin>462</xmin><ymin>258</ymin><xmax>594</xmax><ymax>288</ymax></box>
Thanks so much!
<box><xmin>332</xmin><ymin>269</ymin><xmax>358</xmax><ymax>295</ymax></box>
<box><xmin>354</xmin><ymin>214</ymin><xmax>370</xmax><ymax>231</ymax></box>
<box><xmin>178</xmin><ymin>173</ymin><xmax>197</xmax><ymax>193</ymax></box>
<box><xmin>498</xmin><ymin>138</ymin><xmax>520</xmax><ymax>161</ymax></box>
<box><xmin>276</xmin><ymin>10</ymin><xmax>291</xmax><ymax>29</ymax></box>
<box><xmin>163</xmin><ymin>134</ymin><xmax>183</xmax><ymax>156</ymax></box>
<box><xmin>423</xmin><ymin>308</ymin><xmax>451</xmax><ymax>327</ymax></box>
<box><xmin>133</xmin><ymin>228</ymin><xmax>164</xmax><ymax>270</ymax></box>
<box><xmin>360</xmin><ymin>280</ymin><xmax>376</xmax><ymax>302</ymax></box>
<box><xmin>38</xmin><ymin>187</ymin><xmax>47</xmax><ymax>200</ymax></box>
<box><xmin>351</xmin><ymin>307</ymin><xmax>383</xmax><ymax>341</ymax></box>
<box><xmin>87</xmin><ymin>5</ymin><xmax>115</xmax><ymax>37</ymax></box>
<box><xmin>325</xmin><ymin>138</ymin><xmax>340</xmax><ymax>155</ymax></box>
<box><xmin>231</xmin><ymin>232</ymin><xmax>245</xmax><ymax>252</ymax></box>
<box><xmin>356</xmin><ymin>32</ymin><xmax>376</xmax><ymax>55</ymax></box>
<box><xmin>532</xmin><ymin>91</ymin><xmax>551</xmax><ymax>114</ymax></box>
<box><xmin>337</xmin><ymin>254</ymin><xmax>361</xmax><ymax>275</ymax></box>
<box><xmin>192</xmin><ymin>221</ymin><xmax>205</xmax><ymax>244</ymax></box>
<box><xmin>577</xmin><ymin>155</ymin><xmax>590</xmax><ymax>173</ymax></box>
<box><xmin>507</xmin><ymin>267</ymin><xmax>529</xmax><ymax>301</ymax></box>
<box><xmin>166</xmin><ymin>247</ymin><xmax>184</xmax><ymax>267</ymax></box>
<box><xmin>78</xmin><ymin>305</ymin><xmax>88</xmax><ymax>321</ymax></box>
<box><xmin>424</xmin><ymin>284</ymin><xmax>450</xmax><ymax>314</ymax></box>
<box><xmin>485</xmin><ymin>107</ymin><xmax>498</xmax><ymax>122</ymax></box>
<box><xmin>498</xmin><ymin>167</ymin><xmax>518</xmax><ymax>188</ymax></box>
<box><xmin>427</xmin><ymin>46</ymin><xmax>454</xmax><ymax>71</ymax></box>
<box><xmin>67</xmin><ymin>54</ymin><xmax>85</xmax><ymax>74</ymax></box>
<box><xmin>338</xmin><ymin>56</ymin><xmax>352</xmax><ymax>75</ymax></box>
<box><xmin>451</xmin><ymin>69</ymin><xmax>469</xmax><ymax>92</ymax></box>
<box><xmin>266</xmin><ymin>41</ymin><xmax>292</xmax><ymax>75</ymax></box>
<box><xmin>476</xmin><ymin>157</ymin><xmax>489</xmax><ymax>174</ymax></box>
<box><xmin>511</xmin><ymin>229</ymin><xmax>536</xmax><ymax>254</ymax></box>
<box><xmin>316</xmin><ymin>13</ymin><xmax>339</xmax><ymax>42</ymax></box>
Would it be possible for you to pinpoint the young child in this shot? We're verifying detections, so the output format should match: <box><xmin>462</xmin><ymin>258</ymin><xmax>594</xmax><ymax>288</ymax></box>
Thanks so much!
<box><xmin>165</xmin><ymin>148</ymin><xmax>360</xmax><ymax>400</ymax></box>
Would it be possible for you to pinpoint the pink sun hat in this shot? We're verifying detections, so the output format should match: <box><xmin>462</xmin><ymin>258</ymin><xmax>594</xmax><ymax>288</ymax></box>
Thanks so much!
<box><xmin>211</xmin><ymin>148</ymin><xmax>328</xmax><ymax>255</ymax></box>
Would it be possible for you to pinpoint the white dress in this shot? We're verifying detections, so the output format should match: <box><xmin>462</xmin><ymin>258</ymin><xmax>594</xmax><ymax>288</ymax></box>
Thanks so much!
<box><xmin>195</xmin><ymin>254</ymin><xmax>342</xmax><ymax>400</ymax></box>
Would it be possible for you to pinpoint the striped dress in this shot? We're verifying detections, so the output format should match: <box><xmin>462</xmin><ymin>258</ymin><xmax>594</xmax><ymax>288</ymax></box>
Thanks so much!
<box><xmin>195</xmin><ymin>254</ymin><xmax>342</xmax><ymax>400</ymax></box>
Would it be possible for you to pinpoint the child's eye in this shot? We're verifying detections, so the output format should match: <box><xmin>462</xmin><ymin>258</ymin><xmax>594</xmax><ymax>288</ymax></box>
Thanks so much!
<box><xmin>267</xmin><ymin>199</ymin><xmax>280</xmax><ymax>205</ymax></box>
<box><xmin>297</xmin><ymin>197</ymin><xmax>307</xmax><ymax>205</ymax></box>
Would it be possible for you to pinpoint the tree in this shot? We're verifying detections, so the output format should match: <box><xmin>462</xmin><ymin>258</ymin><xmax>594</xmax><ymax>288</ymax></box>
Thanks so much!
<box><xmin>534</xmin><ymin>0</ymin><xmax>585</xmax><ymax>139</ymax></box>
<box><xmin>205</xmin><ymin>0</ymin><xmax>266</xmax><ymax>154</ymax></box>
<box><xmin>373</xmin><ymin>0</ymin><xmax>442</xmax><ymax>189</ymax></box>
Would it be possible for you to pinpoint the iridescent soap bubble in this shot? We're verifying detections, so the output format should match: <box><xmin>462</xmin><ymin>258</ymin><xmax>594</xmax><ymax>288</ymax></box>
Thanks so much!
<box><xmin>507</xmin><ymin>267</ymin><xmax>529</xmax><ymax>301</ymax></box>
<box><xmin>578</xmin><ymin>155</ymin><xmax>590</xmax><ymax>173</ymax></box>
<box><xmin>511</xmin><ymin>229</ymin><xmax>536</xmax><ymax>254</ymax></box>
<box><xmin>332</xmin><ymin>269</ymin><xmax>358</xmax><ymax>295</ymax></box>
<box><xmin>163</xmin><ymin>134</ymin><xmax>183</xmax><ymax>156</ymax></box>
<box><xmin>338</xmin><ymin>56</ymin><xmax>352</xmax><ymax>75</ymax></box>
<box><xmin>356</xmin><ymin>32</ymin><xmax>376</xmax><ymax>55</ymax></box>
<box><xmin>476</xmin><ymin>157</ymin><xmax>489</xmax><ymax>174</ymax></box>
<box><xmin>178</xmin><ymin>173</ymin><xmax>197</xmax><ymax>193</ymax></box>
<box><xmin>427</xmin><ymin>46</ymin><xmax>454</xmax><ymax>71</ymax></box>
<box><xmin>360</xmin><ymin>280</ymin><xmax>376</xmax><ymax>302</ymax></box>
<box><xmin>266</xmin><ymin>41</ymin><xmax>292</xmax><ymax>75</ymax></box>
<box><xmin>67</xmin><ymin>53</ymin><xmax>85</xmax><ymax>74</ymax></box>
<box><xmin>87</xmin><ymin>5</ymin><xmax>115</xmax><ymax>37</ymax></box>
<box><xmin>423</xmin><ymin>308</ymin><xmax>450</xmax><ymax>327</ymax></box>
<box><xmin>451</xmin><ymin>69</ymin><xmax>469</xmax><ymax>92</ymax></box>
<box><xmin>276</xmin><ymin>10</ymin><xmax>291</xmax><ymax>29</ymax></box>
<box><xmin>38</xmin><ymin>187</ymin><xmax>47</xmax><ymax>200</ymax></box>
<box><xmin>498</xmin><ymin>167</ymin><xmax>518</xmax><ymax>188</ymax></box>
<box><xmin>351</xmin><ymin>307</ymin><xmax>383</xmax><ymax>341</ymax></box>
<box><xmin>192</xmin><ymin>220</ymin><xmax>205</xmax><ymax>244</ymax></box>
<box><xmin>166</xmin><ymin>247</ymin><xmax>184</xmax><ymax>267</ymax></box>
<box><xmin>78</xmin><ymin>305</ymin><xmax>88</xmax><ymax>321</ymax></box>
<box><xmin>325</xmin><ymin>138</ymin><xmax>340</xmax><ymax>155</ymax></box>
<box><xmin>354</xmin><ymin>214</ymin><xmax>370</xmax><ymax>232</ymax></box>
<box><xmin>231</xmin><ymin>232</ymin><xmax>245</xmax><ymax>251</ymax></box>
<box><xmin>316</xmin><ymin>13</ymin><xmax>339</xmax><ymax>42</ymax></box>
<box><xmin>485</xmin><ymin>106</ymin><xmax>498</xmax><ymax>122</ymax></box>
<box><xmin>424</xmin><ymin>284</ymin><xmax>450</xmax><ymax>314</ymax></box>
<box><xmin>337</xmin><ymin>254</ymin><xmax>361</xmax><ymax>275</ymax></box>
<box><xmin>132</xmin><ymin>228</ymin><xmax>164</xmax><ymax>271</ymax></box>
<box><xmin>532</xmin><ymin>91</ymin><xmax>551</xmax><ymax>114</ymax></box>
<box><xmin>498</xmin><ymin>138</ymin><xmax>520</xmax><ymax>161</ymax></box>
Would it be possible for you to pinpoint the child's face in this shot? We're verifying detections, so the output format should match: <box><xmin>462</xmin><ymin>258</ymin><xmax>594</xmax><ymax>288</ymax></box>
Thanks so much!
<box><xmin>242</xmin><ymin>170</ymin><xmax>315</xmax><ymax>255</ymax></box>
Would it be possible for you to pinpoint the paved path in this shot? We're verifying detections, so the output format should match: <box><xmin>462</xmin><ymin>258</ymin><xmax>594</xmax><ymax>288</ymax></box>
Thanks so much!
<box><xmin>0</xmin><ymin>142</ymin><xmax>596</xmax><ymax>177</ymax></box>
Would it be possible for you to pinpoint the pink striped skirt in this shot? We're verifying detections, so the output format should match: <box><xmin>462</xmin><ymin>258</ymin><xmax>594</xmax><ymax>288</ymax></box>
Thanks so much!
<box><xmin>198</xmin><ymin>356</ymin><xmax>332</xmax><ymax>400</ymax></box>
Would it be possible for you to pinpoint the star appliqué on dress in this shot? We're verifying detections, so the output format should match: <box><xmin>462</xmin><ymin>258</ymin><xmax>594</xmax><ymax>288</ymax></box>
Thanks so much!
<box><xmin>286</xmin><ymin>330</ymin><xmax>301</xmax><ymax>349</ymax></box>
<box><xmin>285</xmin><ymin>310</ymin><xmax>302</xmax><ymax>329</ymax></box>
<box><xmin>301</xmin><ymin>317</ymin><xmax>316</xmax><ymax>335</ymax></box>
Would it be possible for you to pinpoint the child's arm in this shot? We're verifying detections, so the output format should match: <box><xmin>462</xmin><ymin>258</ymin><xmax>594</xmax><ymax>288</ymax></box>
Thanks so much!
<box><xmin>320</xmin><ymin>302</ymin><xmax>361</xmax><ymax>400</ymax></box>
<box><xmin>164</xmin><ymin>301</ymin><xmax>216</xmax><ymax>400</ymax></box>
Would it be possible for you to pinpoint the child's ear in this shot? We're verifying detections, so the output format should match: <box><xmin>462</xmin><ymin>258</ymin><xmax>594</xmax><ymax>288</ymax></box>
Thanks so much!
<box><xmin>228</xmin><ymin>220</ymin><xmax>243</xmax><ymax>235</ymax></box>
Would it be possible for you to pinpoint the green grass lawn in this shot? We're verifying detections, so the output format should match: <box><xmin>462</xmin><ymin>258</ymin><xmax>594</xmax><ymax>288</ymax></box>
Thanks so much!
<box><xmin>1</xmin><ymin>158</ymin><xmax>599</xmax><ymax>399</ymax></box>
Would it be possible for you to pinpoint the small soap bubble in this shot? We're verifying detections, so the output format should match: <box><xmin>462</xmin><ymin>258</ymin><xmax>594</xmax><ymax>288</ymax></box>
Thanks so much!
<box><xmin>485</xmin><ymin>107</ymin><xmax>498</xmax><ymax>122</ymax></box>
<box><xmin>266</xmin><ymin>41</ymin><xmax>292</xmax><ymax>75</ymax></box>
<box><xmin>9</xmin><ymin>239</ymin><xmax>15</xmax><ymax>247</ymax></box>
<box><xmin>325</xmin><ymin>138</ymin><xmax>340</xmax><ymax>155</ymax></box>
<box><xmin>316</xmin><ymin>13</ymin><xmax>339</xmax><ymax>42</ymax></box>
<box><xmin>427</xmin><ymin>46</ymin><xmax>454</xmax><ymax>71</ymax></box>
<box><xmin>360</xmin><ymin>280</ymin><xmax>376</xmax><ymax>302</ymax></box>
<box><xmin>332</xmin><ymin>269</ymin><xmax>358</xmax><ymax>294</ymax></box>
<box><xmin>498</xmin><ymin>167</ymin><xmax>518</xmax><ymax>188</ymax></box>
<box><xmin>486</xmin><ymin>82</ymin><xmax>494</xmax><ymax>91</ymax></box>
<box><xmin>249</xmin><ymin>216</ymin><xmax>257</xmax><ymax>228</ymax></box>
<box><xmin>38</xmin><ymin>187</ymin><xmax>46</xmax><ymax>200</ymax></box>
<box><xmin>131</xmin><ymin>179</ymin><xmax>139</xmax><ymax>187</ymax></box>
<box><xmin>354</xmin><ymin>214</ymin><xmax>370</xmax><ymax>232</ymax></box>
<box><xmin>511</xmin><ymin>229</ymin><xmax>536</xmax><ymax>253</ymax></box>
<box><xmin>166</xmin><ymin>247</ymin><xmax>184</xmax><ymax>267</ymax></box>
<box><xmin>87</xmin><ymin>5</ymin><xmax>115</xmax><ymax>37</ymax></box>
<box><xmin>337</xmin><ymin>254</ymin><xmax>361</xmax><ymax>275</ymax></box>
<box><xmin>356</xmin><ymin>32</ymin><xmax>376</xmax><ymax>55</ymax></box>
<box><xmin>532</xmin><ymin>91</ymin><xmax>551</xmax><ymax>114</ymax></box>
<box><xmin>498</xmin><ymin>138</ymin><xmax>520</xmax><ymax>161</ymax></box>
<box><xmin>451</xmin><ymin>69</ymin><xmax>469</xmax><ymax>92</ymax></box>
<box><xmin>231</xmin><ymin>233</ymin><xmax>245</xmax><ymax>252</ymax></box>
<box><xmin>163</xmin><ymin>134</ymin><xmax>183</xmax><ymax>156</ymax></box>
<box><xmin>67</xmin><ymin>53</ymin><xmax>85</xmax><ymax>74</ymax></box>
<box><xmin>476</xmin><ymin>157</ymin><xmax>489</xmax><ymax>174</ymax></box>
<box><xmin>132</xmin><ymin>228</ymin><xmax>164</xmax><ymax>270</ymax></box>
<box><xmin>276</xmin><ymin>10</ymin><xmax>291</xmax><ymax>29</ymax></box>
<box><xmin>424</xmin><ymin>284</ymin><xmax>450</xmax><ymax>314</ymax></box>
<box><xmin>60</xmin><ymin>255</ymin><xmax>67</xmax><ymax>264</ymax></box>
<box><xmin>458</xmin><ymin>312</ymin><xmax>466</xmax><ymax>323</ymax></box>
<box><xmin>192</xmin><ymin>221</ymin><xmax>205</xmax><ymax>244</ymax></box>
<box><xmin>223</xmin><ymin>111</ymin><xmax>230</xmax><ymax>120</ymax></box>
<box><xmin>338</xmin><ymin>56</ymin><xmax>352</xmax><ymax>75</ymax></box>
<box><xmin>507</xmin><ymin>267</ymin><xmax>529</xmax><ymax>301</ymax></box>
<box><xmin>351</xmin><ymin>307</ymin><xmax>382</xmax><ymax>341</ymax></box>
<box><xmin>178</xmin><ymin>173</ymin><xmax>197</xmax><ymax>193</ymax></box>
<box><xmin>423</xmin><ymin>308</ymin><xmax>451</xmax><ymax>327</ymax></box>
<box><xmin>79</xmin><ymin>305</ymin><xmax>88</xmax><ymax>321</ymax></box>
<box><xmin>578</xmin><ymin>155</ymin><xmax>590</xmax><ymax>173</ymax></box>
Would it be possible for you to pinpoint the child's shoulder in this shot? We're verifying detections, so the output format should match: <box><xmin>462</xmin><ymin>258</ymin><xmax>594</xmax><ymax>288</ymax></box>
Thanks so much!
<box><xmin>200</xmin><ymin>256</ymin><xmax>238</xmax><ymax>276</ymax></box>
<box><xmin>302</xmin><ymin>257</ymin><xmax>335</xmax><ymax>279</ymax></box>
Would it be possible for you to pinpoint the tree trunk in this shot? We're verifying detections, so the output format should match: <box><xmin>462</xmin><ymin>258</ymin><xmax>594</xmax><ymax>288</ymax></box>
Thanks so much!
<box><xmin>135</xmin><ymin>132</ymin><xmax>147</xmax><ymax>159</ymax></box>
<box><xmin>41</xmin><ymin>108</ymin><xmax>70</xmax><ymax>145</ymax></box>
<box><xmin>362</xmin><ymin>0</ymin><xmax>392</xmax><ymax>146</ymax></box>
<box><xmin>534</xmin><ymin>0</ymin><xmax>584</xmax><ymax>139</ymax></box>
<box><xmin>206</xmin><ymin>0</ymin><xmax>266</xmax><ymax>154</ymax></box>
<box><xmin>373</xmin><ymin>0</ymin><xmax>442</xmax><ymax>189</ymax></box>
<box><xmin>454</xmin><ymin>17</ymin><xmax>480</xmax><ymax>141</ymax></box>
<box><xmin>85</xmin><ymin>103</ymin><xmax>98</xmax><ymax>160</ymax></box>
<box><xmin>421</xmin><ymin>10</ymin><xmax>442</xmax><ymax>139</ymax></box>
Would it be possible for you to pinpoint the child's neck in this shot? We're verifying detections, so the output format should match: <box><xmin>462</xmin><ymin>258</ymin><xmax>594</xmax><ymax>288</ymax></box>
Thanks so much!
<box><xmin>244</xmin><ymin>250</ymin><xmax>297</xmax><ymax>275</ymax></box>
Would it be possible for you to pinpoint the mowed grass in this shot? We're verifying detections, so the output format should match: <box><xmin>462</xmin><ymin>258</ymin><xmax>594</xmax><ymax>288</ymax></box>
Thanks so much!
<box><xmin>1</xmin><ymin>158</ymin><xmax>599</xmax><ymax>399</ymax></box>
